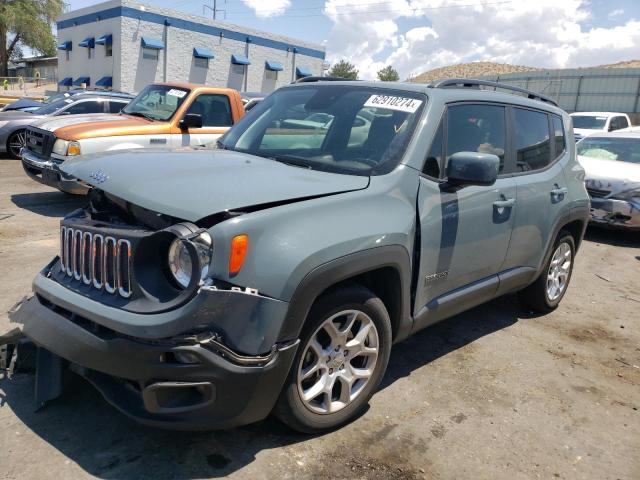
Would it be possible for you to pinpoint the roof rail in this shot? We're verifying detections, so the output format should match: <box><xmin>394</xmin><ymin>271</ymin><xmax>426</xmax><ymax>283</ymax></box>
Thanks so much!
<box><xmin>431</xmin><ymin>78</ymin><xmax>559</xmax><ymax>107</ymax></box>
<box><xmin>294</xmin><ymin>76</ymin><xmax>357</xmax><ymax>83</ymax></box>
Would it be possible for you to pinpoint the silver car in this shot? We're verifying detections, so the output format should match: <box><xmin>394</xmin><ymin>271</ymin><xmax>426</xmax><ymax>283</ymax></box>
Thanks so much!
<box><xmin>0</xmin><ymin>94</ymin><xmax>132</xmax><ymax>159</ymax></box>
<box><xmin>577</xmin><ymin>131</ymin><xmax>640</xmax><ymax>229</ymax></box>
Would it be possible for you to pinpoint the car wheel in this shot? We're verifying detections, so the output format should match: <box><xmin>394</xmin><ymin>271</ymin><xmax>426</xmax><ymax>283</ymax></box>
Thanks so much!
<box><xmin>274</xmin><ymin>285</ymin><xmax>392</xmax><ymax>433</ymax></box>
<box><xmin>519</xmin><ymin>230</ymin><xmax>575</xmax><ymax>313</ymax></box>
<box><xmin>7</xmin><ymin>129</ymin><xmax>26</xmax><ymax>159</ymax></box>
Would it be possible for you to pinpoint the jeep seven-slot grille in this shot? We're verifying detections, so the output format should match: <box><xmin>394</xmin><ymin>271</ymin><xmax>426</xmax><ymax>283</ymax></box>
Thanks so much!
<box><xmin>59</xmin><ymin>226</ymin><xmax>132</xmax><ymax>298</ymax></box>
<box><xmin>25</xmin><ymin>127</ymin><xmax>55</xmax><ymax>159</ymax></box>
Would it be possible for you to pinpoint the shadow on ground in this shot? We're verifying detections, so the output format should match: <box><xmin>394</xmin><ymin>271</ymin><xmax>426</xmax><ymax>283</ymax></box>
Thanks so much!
<box><xmin>583</xmin><ymin>225</ymin><xmax>640</xmax><ymax>248</ymax></box>
<box><xmin>0</xmin><ymin>295</ymin><xmax>530</xmax><ymax>479</ymax></box>
<box><xmin>11</xmin><ymin>192</ymin><xmax>86</xmax><ymax>218</ymax></box>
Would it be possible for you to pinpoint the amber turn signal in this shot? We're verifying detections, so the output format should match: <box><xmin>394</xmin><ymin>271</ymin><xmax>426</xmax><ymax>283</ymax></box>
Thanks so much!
<box><xmin>229</xmin><ymin>234</ymin><xmax>249</xmax><ymax>274</ymax></box>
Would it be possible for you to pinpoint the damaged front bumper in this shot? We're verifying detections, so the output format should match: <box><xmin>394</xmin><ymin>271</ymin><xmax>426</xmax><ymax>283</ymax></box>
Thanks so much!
<box><xmin>14</xmin><ymin>266</ymin><xmax>299</xmax><ymax>430</ymax></box>
<box><xmin>21</xmin><ymin>149</ymin><xmax>88</xmax><ymax>195</ymax></box>
<box><xmin>589</xmin><ymin>197</ymin><xmax>640</xmax><ymax>230</ymax></box>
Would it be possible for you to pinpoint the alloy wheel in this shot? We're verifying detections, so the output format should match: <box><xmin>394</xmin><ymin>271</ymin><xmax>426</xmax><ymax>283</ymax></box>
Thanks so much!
<box><xmin>9</xmin><ymin>131</ymin><xmax>26</xmax><ymax>158</ymax></box>
<box><xmin>546</xmin><ymin>242</ymin><xmax>572</xmax><ymax>301</ymax></box>
<box><xmin>297</xmin><ymin>309</ymin><xmax>379</xmax><ymax>415</ymax></box>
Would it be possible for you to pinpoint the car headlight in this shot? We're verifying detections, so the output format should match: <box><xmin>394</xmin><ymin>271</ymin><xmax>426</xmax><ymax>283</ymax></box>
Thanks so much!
<box><xmin>167</xmin><ymin>231</ymin><xmax>212</xmax><ymax>289</ymax></box>
<box><xmin>613</xmin><ymin>187</ymin><xmax>640</xmax><ymax>203</ymax></box>
<box><xmin>0</xmin><ymin>120</ymin><xmax>9</xmax><ymax>129</ymax></box>
<box><xmin>52</xmin><ymin>139</ymin><xmax>81</xmax><ymax>156</ymax></box>
<box><xmin>52</xmin><ymin>139</ymin><xmax>68</xmax><ymax>155</ymax></box>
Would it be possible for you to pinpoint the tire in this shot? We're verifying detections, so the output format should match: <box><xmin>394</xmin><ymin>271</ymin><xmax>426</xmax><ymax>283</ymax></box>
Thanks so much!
<box><xmin>519</xmin><ymin>230</ymin><xmax>576</xmax><ymax>313</ymax></box>
<box><xmin>6</xmin><ymin>129</ymin><xmax>26</xmax><ymax>160</ymax></box>
<box><xmin>274</xmin><ymin>284</ymin><xmax>392</xmax><ymax>433</ymax></box>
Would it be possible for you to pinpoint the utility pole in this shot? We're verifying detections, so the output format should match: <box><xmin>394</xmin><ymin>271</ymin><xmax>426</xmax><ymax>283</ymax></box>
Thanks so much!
<box><xmin>203</xmin><ymin>0</ymin><xmax>225</xmax><ymax>20</ymax></box>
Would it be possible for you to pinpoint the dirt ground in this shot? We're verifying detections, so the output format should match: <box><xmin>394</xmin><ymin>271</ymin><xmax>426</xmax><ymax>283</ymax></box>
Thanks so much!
<box><xmin>0</xmin><ymin>158</ymin><xmax>638</xmax><ymax>480</ymax></box>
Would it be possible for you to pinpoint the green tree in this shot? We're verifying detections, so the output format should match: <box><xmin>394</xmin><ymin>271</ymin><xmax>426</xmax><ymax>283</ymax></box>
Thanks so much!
<box><xmin>328</xmin><ymin>59</ymin><xmax>359</xmax><ymax>80</ymax></box>
<box><xmin>377</xmin><ymin>65</ymin><xmax>399</xmax><ymax>82</ymax></box>
<box><xmin>0</xmin><ymin>0</ymin><xmax>63</xmax><ymax>76</ymax></box>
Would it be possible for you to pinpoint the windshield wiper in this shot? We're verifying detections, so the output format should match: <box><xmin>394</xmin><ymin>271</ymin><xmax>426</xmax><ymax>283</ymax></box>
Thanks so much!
<box><xmin>124</xmin><ymin>111</ymin><xmax>156</xmax><ymax>121</ymax></box>
<box><xmin>265</xmin><ymin>154</ymin><xmax>313</xmax><ymax>169</ymax></box>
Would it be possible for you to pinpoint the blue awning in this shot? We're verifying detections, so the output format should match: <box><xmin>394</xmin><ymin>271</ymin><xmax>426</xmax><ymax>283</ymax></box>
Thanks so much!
<box><xmin>95</xmin><ymin>76</ymin><xmax>112</xmax><ymax>87</ymax></box>
<box><xmin>58</xmin><ymin>77</ymin><xmax>73</xmax><ymax>86</ymax></box>
<box><xmin>95</xmin><ymin>34</ymin><xmax>112</xmax><ymax>45</ymax></box>
<box><xmin>78</xmin><ymin>37</ymin><xmax>95</xmax><ymax>48</ymax></box>
<box><xmin>193</xmin><ymin>47</ymin><xmax>214</xmax><ymax>59</ymax></box>
<box><xmin>57</xmin><ymin>41</ymin><xmax>72</xmax><ymax>51</ymax></box>
<box><xmin>265</xmin><ymin>60</ymin><xmax>283</xmax><ymax>71</ymax></box>
<box><xmin>296</xmin><ymin>66</ymin><xmax>313</xmax><ymax>78</ymax></box>
<box><xmin>231</xmin><ymin>54</ymin><xmax>250</xmax><ymax>65</ymax></box>
<box><xmin>141</xmin><ymin>37</ymin><xmax>165</xmax><ymax>50</ymax></box>
<box><xmin>73</xmin><ymin>76</ymin><xmax>90</xmax><ymax>86</ymax></box>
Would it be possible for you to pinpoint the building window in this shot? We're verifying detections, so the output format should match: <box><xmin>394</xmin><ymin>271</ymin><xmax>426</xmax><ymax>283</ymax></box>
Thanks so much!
<box><xmin>142</xmin><ymin>47</ymin><xmax>159</xmax><ymax>60</ymax></box>
<box><xmin>66</xmin><ymin>50</ymin><xmax>70</xmax><ymax>61</ymax></box>
<box><xmin>232</xmin><ymin>64</ymin><xmax>245</xmax><ymax>76</ymax></box>
<box><xmin>87</xmin><ymin>48</ymin><xmax>92</xmax><ymax>59</ymax></box>
<box><xmin>106</xmin><ymin>44</ymin><xmax>112</xmax><ymax>57</ymax></box>
<box><xmin>194</xmin><ymin>57</ymin><xmax>209</xmax><ymax>69</ymax></box>
<box><xmin>266</xmin><ymin>69</ymin><xmax>277</xmax><ymax>81</ymax></box>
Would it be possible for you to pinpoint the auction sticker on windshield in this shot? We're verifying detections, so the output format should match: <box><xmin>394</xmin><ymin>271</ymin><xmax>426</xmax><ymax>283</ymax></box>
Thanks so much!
<box><xmin>364</xmin><ymin>95</ymin><xmax>423</xmax><ymax>113</ymax></box>
<box><xmin>167</xmin><ymin>89</ymin><xmax>187</xmax><ymax>98</ymax></box>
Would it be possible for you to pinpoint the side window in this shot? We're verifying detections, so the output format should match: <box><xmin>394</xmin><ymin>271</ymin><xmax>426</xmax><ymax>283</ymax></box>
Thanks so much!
<box><xmin>446</xmin><ymin>104</ymin><xmax>506</xmax><ymax>172</ymax></box>
<box><xmin>552</xmin><ymin>115</ymin><xmax>566</xmax><ymax>158</ymax></box>
<box><xmin>108</xmin><ymin>101</ymin><xmax>127</xmax><ymax>114</ymax></box>
<box><xmin>514</xmin><ymin>108</ymin><xmax>551</xmax><ymax>172</ymax></box>
<box><xmin>185</xmin><ymin>94</ymin><xmax>233</xmax><ymax>127</ymax></box>
<box><xmin>423</xmin><ymin>122</ymin><xmax>443</xmax><ymax>178</ymax></box>
<box><xmin>64</xmin><ymin>100</ymin><xmax>104</xmax><ymax>115</ymax></box>
<box><xmin>620</xmin><ymin>116</ymin><xmax>629</xmax><ymax>129</ymax></box>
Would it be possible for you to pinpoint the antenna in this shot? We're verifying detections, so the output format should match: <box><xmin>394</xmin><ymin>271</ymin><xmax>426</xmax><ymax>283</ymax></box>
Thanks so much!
<box><xmin>202</xmin><ymin>0</ymin><xmax>226</xmax><ymax>20</ymax></box>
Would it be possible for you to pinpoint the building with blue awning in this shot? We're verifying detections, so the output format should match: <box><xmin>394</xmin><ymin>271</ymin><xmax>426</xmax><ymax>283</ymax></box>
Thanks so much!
<box><xmin>55</xmin><ymin>0</ymin><xmax>326</xmax><ymax>93</ymax></box>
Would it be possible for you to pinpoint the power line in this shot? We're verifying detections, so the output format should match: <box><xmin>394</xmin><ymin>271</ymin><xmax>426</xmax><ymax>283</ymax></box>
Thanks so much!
<box><xmin>222</xmin><ymin>0</ymin><xmax>514</xmax><ymax>18</ymax></box>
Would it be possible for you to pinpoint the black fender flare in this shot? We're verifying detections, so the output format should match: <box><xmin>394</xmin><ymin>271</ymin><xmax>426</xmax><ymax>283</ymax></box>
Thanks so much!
<box><xmin>277</xmin><ymin>245</ymin><xmax>414</xmax><ymax>344</ymax></box>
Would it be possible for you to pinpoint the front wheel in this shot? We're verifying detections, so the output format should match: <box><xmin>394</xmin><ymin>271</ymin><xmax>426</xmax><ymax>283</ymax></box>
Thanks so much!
<box><xmin>274</xmin><ymin>285</ymin><xmax>392</xmax><ymax>433</ymax></box>
<box><xmin>7</xmin><ymin>129</ymin><xmax>26</xmax><ymax>159</ymax></box>
<box><xmin>519</xmin><ymin>231</ymin><xmax>575</xmax><ymax>313</ymax></box>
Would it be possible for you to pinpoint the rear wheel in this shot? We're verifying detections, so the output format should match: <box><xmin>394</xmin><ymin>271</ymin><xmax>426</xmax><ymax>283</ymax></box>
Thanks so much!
<box><xmin>7</xmin><ymin>129</ymin><xmax>26</xmax><ymax>159</ymax></box>
<box><xmin>274</xmin><ymin>285</ymin><xmax>392</xmax><ymax>433</ymax></box>
<box><xmin>519</xmin><ymin>231</ymin><xmax>575</xmax><ymax>313</ymax></box>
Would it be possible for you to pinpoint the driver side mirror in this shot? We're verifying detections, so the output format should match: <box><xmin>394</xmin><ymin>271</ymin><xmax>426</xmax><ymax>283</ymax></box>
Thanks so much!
<box><xmin>180</xmin><ymin>113</ymin><xmax>203</xmax><ymax>130</ymax></box>
<box><xmin>445</xmin><ymin>152</ymin><xmax>500</xmax><ymax>188</ymax></box>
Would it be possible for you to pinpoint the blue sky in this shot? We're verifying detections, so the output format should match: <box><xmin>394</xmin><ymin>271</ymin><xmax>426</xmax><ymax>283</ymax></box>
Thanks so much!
<box><xmin>62</xmin><ymin>0</ymin><xmax>640</xmax><ymax>79</ymax></box>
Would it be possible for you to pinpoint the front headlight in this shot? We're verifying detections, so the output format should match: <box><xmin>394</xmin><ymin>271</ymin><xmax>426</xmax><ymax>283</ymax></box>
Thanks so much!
<box><xmin>613</xmin><ymin>187</ymin><xmax>640</xmax><ymax>204</ymax></box>
<box><xmin>167</xmin><ymin>231</ymin><xmax>212</xmax><ymax>289</ymax></box>
<box><xmin>0</xmin><ymin>120</ymin><xmax>9</xmax><ymax>129</ymax></box>
<box><xmin>52</xmin><ymin>139</ymin><xmax>69</xmax><ymax>155</ymax></box>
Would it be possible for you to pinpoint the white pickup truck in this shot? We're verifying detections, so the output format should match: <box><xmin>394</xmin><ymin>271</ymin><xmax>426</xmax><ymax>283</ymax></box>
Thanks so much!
<box><xmin>570</xmin><ymin>111</ymin><xmax>631</xmax><ymax>142</ymax></box>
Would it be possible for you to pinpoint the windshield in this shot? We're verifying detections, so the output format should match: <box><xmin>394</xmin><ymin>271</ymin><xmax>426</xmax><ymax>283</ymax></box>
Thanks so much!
<box><xmin>122</xmin><ymin>85</ymin><xmax>190</xmax><ymax>121</ymax></box>
<box><xmin>577</xmin><ymin>136</ymin><xmax>640</xmax><ymax>164</ymax></box>
<box><xmin>572</xmin><ymin>115</ymin><xmax>607</xmax><ymax>129</ymax></box>
<box><xmin>34</xmin><ymin>98</ymin><xmax>74</xmax><ymax>115</ymax></box>
<box><xmin>219</xmin><ymin>85</ymin><xmax>426</xmax><ymax>176</ymax></box>
<box><xmin>45</xmin><ymin>92</ymin><xmax>73</xmax><ymax>104</ymax></box>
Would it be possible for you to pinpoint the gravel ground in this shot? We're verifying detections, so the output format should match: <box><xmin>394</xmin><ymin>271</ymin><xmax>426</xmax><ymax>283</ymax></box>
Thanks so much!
<box><xmin>0</xmin><ymin>158</ymin><xmax>639</xmax><ymax>480</ymax></box>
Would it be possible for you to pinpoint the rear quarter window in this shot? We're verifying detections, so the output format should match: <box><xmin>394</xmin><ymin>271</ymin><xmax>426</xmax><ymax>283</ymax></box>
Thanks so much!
<box><xmin>514</xmin><ymin>108</ymin><xmax>551</xmax><ymax>172</ymax></box>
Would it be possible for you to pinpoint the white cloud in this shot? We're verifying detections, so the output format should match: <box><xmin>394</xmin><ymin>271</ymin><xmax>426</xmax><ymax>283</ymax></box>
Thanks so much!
<box><xmin>608</xmin><ymin>8</ymin><xmax>624</xmax><ymax>18</ymax></box>
<box><xmin>242</xmin><ymin>0</ymin><xmax>291</xmax><ymax>18</ymax></box>
<box><xmin>322</xmin><ymin>0</ymin><xmax>640</xmax><ymax>79</ymax></box>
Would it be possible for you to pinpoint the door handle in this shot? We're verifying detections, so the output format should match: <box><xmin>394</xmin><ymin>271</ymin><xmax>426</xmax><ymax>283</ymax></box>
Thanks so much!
<box><xmin>493</xmin><ymin>198</ymin><xmax>516</xmax><ymax>208</ymax></box>
<box><xmin>551</xmin><ymin>187</ymin><xmax>568</xmax><ymax>195</ymax></box>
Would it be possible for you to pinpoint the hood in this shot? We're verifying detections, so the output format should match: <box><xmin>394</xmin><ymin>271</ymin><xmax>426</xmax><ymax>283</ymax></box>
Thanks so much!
<box><xmin>574</xmin><ymin>128</ymin><xmax>601</xmax><ymax>137</ymax></box>
<box><xmin>0</xmin><ymin>110</ymin><xmax>42</xmax><ymax>120</ymax></box>
<box><xmin>52</xmin><ymin>114</ymin><xmax>169</xmax><ymax>141</ymax></box>
<box><xmin>61</xmin><ymin>149</ymin><xmax>370</xmax><ymax>222</ymax></box>
<box><xmin>1</xmin><ymin>98</ymin><xmax>44</xmax><ymax>111</ymax></box>
<box><xmin>32</xmin><ymin>113</ymin><xmax>130</xmax><ymax>132</ymax></box>
<box><xmin>578</xmin><ymin>155</ymin><xmax>640</xmax><ymax>193</ymax></box>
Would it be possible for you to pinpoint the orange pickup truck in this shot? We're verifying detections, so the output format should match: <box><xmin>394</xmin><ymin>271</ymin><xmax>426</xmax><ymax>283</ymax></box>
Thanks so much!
<box><xmin>21</xmin><ymin>82</ymin><xmax>245</xmax><ymax>193</ymax></box>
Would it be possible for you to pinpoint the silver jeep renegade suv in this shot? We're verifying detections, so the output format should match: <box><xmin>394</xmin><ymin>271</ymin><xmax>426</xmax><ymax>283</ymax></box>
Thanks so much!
<box><xmin>15</xmin><ymin>78</ymin><xmax>590</xmax><ymax>433</ymax></box>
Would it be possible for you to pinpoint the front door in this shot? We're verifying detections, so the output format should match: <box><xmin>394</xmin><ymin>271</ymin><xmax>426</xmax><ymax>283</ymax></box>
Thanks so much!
<box><xmin>173</xmin><ymin>93</ymin><xmax>234</xmax><ymax>148</ymax></box>
<box><xmin>415</xmin><ymin>103</ymin><xmax>517</xmax><ymax>312</ymax></box>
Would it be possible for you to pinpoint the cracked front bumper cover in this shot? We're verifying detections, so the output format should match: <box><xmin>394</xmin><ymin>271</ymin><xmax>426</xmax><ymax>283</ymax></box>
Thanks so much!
<box><xmin>589</xmin><ymin>197</ymin><xmax>640</xmax><ymax>230</ymax></box>
<box><xmin>13</xmin><ymin>268</ymin><xmax>299</xmax><ymax>430</ymax></box>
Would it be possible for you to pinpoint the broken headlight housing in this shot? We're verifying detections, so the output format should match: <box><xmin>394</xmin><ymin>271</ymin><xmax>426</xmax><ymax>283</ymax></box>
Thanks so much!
<box><xmin>167</xmin><ymin>231</ymin><xmax>212</xmax><ymax>289</ymax></box>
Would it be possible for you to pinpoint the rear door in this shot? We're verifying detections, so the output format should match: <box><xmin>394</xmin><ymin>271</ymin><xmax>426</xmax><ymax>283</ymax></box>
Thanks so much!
<box><xmin>174</xmin><ymin>93</ymin><xmax>234</xmax><ymax>147</ymax></box>
<box><xmin>415</xmin><ymin>102</ymin><xmax>517</xmax><ymax>311</ymax></box>
<box><xmin>501</xmin><ymin>108</ymin><xmax>570</xmax><ymax>271</ymax></box>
